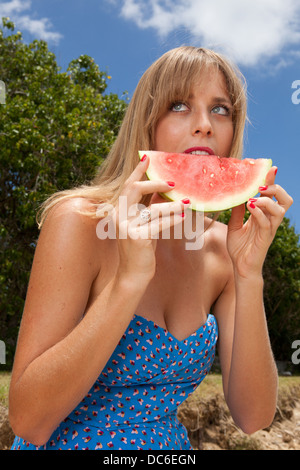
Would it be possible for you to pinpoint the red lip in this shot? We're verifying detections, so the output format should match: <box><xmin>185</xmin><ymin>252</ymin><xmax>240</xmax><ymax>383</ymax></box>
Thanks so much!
<box><xmin>184</xmin><ymin>147</ymin><xmax>215</xmax><ymax>155</ymax></box>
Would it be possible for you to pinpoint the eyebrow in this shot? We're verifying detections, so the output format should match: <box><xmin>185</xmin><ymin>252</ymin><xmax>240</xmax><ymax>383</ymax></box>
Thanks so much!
<box><xmin>213</xmin><ymin>96</ymin><xmax>233</xmax><ymax>106</ymax></box>
<box><xmin>187</xmin><ymin>92</ymin><xmax>233</xmax><ymax>107</ymax></box>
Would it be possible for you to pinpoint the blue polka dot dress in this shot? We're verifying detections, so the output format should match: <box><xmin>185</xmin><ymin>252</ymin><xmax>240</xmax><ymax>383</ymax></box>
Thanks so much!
<box><xmin>11</xmin><ymin>313</ymin><xmax>218</xmax><ymax>450</ymax></box>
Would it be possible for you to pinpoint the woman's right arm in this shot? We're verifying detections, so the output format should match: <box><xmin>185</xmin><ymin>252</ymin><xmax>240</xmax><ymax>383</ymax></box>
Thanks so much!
<box><xmin>8</xmin><ymin>197</ymin><xmax>150</xmax><ymax>446</ymax></box>
<box><xmin>9</xmin><ymin>156</ymin><xmax>187</xmax><ymax>446</ymax></box>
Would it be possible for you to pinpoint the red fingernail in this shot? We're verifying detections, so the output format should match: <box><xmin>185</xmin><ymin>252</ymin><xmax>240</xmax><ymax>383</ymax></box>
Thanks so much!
<box><xmin>181</xmin><ymin>211</ymin><xmax>185</xmax><ymax>217</ymax></box>
<box><xmin>167</xmin><ymin>181</ymin><xmax>175</xmax><ymax>187</ymax></box>
<box><xmin>249</xmin><ymin>198</ymin><xmax>257</xmax><ymax>202</ymax></box>
<box><xmin>249</xmin><ymin>202</ymin><xmax>256</xmax><ymax>209</ymax></box>
<box><xmin>259</xmin><ymin>185</ymin><xmax>268</xmax><ymax>191</ymax></box>
<box><xmin>181</xmin><ymin>198</ymin><xmax>190</xmax><ymax>204</ymax></box>
<box><xmin>274</xmin><ymin>167</ymin><xmax>278</xmax><ymax>175</ymax></box>
<box><xmin>141</xmin><ymin>154</ymin><xmax>147</xmax><ymax>162</ymax></box>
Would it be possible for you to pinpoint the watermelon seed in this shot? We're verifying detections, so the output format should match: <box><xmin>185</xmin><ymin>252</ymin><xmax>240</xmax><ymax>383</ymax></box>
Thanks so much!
<box><xmin>203</xmin><ymin>168</ymin><xmax>207</xmax><ymax>174</ymax></box>
<box><xmin>167</xmin><ymin>158</ymin><xmax>173</xmax><ymax>163</ymax></box>
<box><xmin>210</xmin><ymin>173</ymin><xmax>214</xmax><ymax>178</ymax></box>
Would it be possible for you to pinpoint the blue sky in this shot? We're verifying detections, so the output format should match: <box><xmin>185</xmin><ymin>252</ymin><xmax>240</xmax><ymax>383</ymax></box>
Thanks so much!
<box><xmin>1</xmin><ymin>0</ymin><xmax>299</xmax><ymax>234</ymax></box>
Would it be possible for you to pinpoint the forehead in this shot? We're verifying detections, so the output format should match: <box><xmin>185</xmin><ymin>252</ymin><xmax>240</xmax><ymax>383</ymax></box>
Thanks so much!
<box><xmin>165</xmin><ymin>64</ymin><xmax>231</xmax><ymax>104</ymax></box>
<box><xmin>188</xmin><ymin>68</ymin><xmax>231</xmax><ymax>102</ymax></box>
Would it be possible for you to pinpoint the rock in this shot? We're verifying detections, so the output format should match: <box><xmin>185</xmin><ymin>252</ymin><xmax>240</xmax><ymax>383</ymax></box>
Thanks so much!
<box><xmin>0</xmin><ymin>405</ymin><xmax>15</xmax><ymax>450</ymax></box>
<box><xmin>178</xmin><ymin>388</ymin><xmax>300</xmax><ymax>450</ymax></box>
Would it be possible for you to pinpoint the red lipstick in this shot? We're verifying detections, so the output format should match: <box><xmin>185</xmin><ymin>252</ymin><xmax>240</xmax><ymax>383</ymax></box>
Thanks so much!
<box><xmin>184</xmin><ymin>147</ymin><xmax>215</xmax><ymax>155</ymax></box>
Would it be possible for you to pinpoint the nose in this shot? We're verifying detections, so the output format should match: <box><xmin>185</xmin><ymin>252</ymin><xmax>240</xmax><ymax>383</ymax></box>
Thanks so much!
<box><xmin>192</xmin><ymin>111</ymin><xmax>213</xmax><ymax>136</ymax></box>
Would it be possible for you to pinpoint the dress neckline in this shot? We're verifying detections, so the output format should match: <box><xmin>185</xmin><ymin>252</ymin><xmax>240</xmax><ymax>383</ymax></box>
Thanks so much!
<box><xmin>132</xmin><ymin>313</ymin><xmax>215</xmax><ymax>343</ymax></box>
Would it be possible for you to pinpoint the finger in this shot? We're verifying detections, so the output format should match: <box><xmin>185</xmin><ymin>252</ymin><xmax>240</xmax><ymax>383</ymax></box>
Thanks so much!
<box><xmin>246</xmin><ymin>200</ymin><xmax>273</xmax><ymax>233</ymax></box>
<box><xmin>135</xmin><ymin>212</ymin><xmax>185</xmax><ymax>239</ymax></box>
<box><xmin>124</xmin><ymin>180</ymin><xmax>176</xmax><ymax>207</ymax></box>
<box><xmin>258</xmin><ymin>184</ymin><xmax>293</xmax><ymax>211</ymax></box>
<box><xmin>124</xmin><ymin>154</ymin><xmax>150</xmax><ymax>186</ymax></box>
<box><xmin>153</xmin><ymin>212</ymin><xmax>186</xmax><ymax>236</ymax></box>
<box><xmin>228</xmin><ymin>204</ymin><xmax>246</xmax><ymax>232</ymax></box>
<box><xmin>257</xmin><ymin>166</ymin><xmax>277</xmax><ymax>202</ymax></box>
<box><xmin>264</xmin><ymin>166</ymin><xmax>277</xmax><ymax>187</ymax></box>
<box><xmin>124</xmin><ymin>154</ymin><xmax>173</xmax><ymax>188</ymax></box>
<box><xmin>247</xmin><ymin>197</ymin><xmax>287</xmax><ymax>237</ymax></box>
<box><xmin>132</xmin><ymin>200</ymin><xmax>189</xmax><ymax>227</ymax></box>
<box><xmin>148</xmin><ymin>199</ymin><xmax>190</xmax><ymax>220</ymax></box>
<box><xmin>248</xmin><ymin>197</ymin><xmax>285</xmax><ymax>220</ymax></box>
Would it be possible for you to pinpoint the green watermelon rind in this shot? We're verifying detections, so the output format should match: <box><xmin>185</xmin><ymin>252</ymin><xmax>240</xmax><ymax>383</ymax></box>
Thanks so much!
<box><xmin>139</xmin><ymin>151</ymin><xmax>272</xmax><ymax>212</ymax></box>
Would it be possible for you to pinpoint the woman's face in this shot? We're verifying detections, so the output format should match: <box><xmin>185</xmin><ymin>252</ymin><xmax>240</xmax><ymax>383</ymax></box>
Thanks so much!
<box><xmin>154</xmin><ymin>68</ymin><xmax>234</xmax><ymax>158</ymax></box>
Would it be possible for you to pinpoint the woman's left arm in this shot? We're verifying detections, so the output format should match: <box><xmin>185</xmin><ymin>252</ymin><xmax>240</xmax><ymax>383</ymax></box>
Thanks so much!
<box><xmin>213</xmin><ymin>166</ymin><xmax>293</xmax><ymax>434</ymax></box>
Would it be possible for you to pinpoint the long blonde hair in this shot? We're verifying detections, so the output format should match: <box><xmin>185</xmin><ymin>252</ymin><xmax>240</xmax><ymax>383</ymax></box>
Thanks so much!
<box><xmin>37</xmin><ymin>46</ymin><xmax>247</xmax><ymax>227</ymax></box>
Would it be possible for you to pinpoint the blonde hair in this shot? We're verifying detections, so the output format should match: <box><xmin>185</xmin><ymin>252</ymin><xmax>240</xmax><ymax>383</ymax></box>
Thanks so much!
<box><xmin>37</xmin><ymin>46</ymin><xmax>247</xmax><ymax>228</ymax></box>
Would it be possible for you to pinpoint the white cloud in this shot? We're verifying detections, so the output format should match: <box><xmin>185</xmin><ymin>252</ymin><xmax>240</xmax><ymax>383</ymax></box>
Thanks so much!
<box><xmin>0</xmin><ymin>0</ymin><xmax>62</xmax><ymax>44</ymax></box>
<box><xmin>115</xmin><ymin>0</ymin><xmax>300</xmax><ymax>68</ymax></box>
<box><xmin>0</xmin><ymin>0</ymin><xmax>31</xmax><ymax>15</ymax></box>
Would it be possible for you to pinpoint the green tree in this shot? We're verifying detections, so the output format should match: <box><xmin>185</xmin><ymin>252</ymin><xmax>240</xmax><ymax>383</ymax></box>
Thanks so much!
<box><xmin>0</xmin><ymin>18</ymin><xmax>127</xmax><ymax>367</ymax></box>
<box><xmin>263</xmin><ymin>218</ymin><xmax>300</xmax><ymax>362</ymax></box>
<box><xmin>218</xmin><ymin>210</ymin><xmax>300</xmax><ymax>363</ymax></box>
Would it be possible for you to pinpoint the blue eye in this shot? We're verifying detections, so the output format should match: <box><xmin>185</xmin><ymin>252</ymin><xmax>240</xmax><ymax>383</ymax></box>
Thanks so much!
<box><xmin>212</xmin><ymin>105</ymin><xmax>230</xmax><ymax>115</ymax></box>
<box><xmin>171</xmin><ymin>102</ymin><xmax>188</xmax><ymax>112</ymax></box>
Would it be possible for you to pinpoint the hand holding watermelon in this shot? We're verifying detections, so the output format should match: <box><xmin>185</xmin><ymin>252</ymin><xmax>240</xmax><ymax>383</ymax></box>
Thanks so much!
<box><xmin>138</xmin><ymin>150</ymin><xmax>293</xmax><ymax>276</ymax></box>
<box><xmin>114</xmin><ymin>155</ymin><xmax>190</xmax><ymax>282</ymax></box>
<box><xmin>227</xmin><ymin>166</ymin><xmax>294</xmax><ymax>278</ymax></box>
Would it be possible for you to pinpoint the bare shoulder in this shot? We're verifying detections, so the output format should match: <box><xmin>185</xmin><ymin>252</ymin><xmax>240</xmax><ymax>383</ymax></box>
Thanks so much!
<box><xmin>39</xmin><ymin>197</ymin><xmax>102</xmax><ymax>273</ymax></box>
<box><xmin>42</xmin><ymin>197</ymin><xmax>99</xmax><ymax>234</ymax></box>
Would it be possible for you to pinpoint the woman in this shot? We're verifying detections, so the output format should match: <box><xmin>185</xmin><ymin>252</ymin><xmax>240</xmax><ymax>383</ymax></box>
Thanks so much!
<box><xmin>9</xmin><ymin>47</ymin><xmax>293</xmax><ymax>450</ymax></box>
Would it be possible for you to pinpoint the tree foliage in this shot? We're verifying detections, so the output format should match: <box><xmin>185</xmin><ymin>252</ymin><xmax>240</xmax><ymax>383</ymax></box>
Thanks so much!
<box><xmin>0</xmin><ymin>18</ymin><xmax>127</xmax><ymax>367</ymax></box>
<box><xmin>263</xmin><ymin>218</ymin><xmax>300</xmax><ymax>361</ymax></box>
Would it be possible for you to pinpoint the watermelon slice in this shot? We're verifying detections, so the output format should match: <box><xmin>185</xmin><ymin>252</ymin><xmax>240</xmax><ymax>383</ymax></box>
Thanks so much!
<box><xmin>139</xmin><ymin>151</ymin><xmax>272</xmax><ymax>212</ymax></box>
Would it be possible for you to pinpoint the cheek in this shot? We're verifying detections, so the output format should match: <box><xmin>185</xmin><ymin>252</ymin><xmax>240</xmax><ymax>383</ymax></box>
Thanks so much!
<box><xmin>154</xmin><ymin>117</ymin><xmax>181</xmax><ymax>151</ymax></box>
<box><xmin>154</xmin><ymin>120</ymin><xmax>169</xmax><ymax>150</ymax></box>
<box><xmin>220</xmin><ymin>123</ymin><xmax>234</xmax><ymax>156</ymax></box>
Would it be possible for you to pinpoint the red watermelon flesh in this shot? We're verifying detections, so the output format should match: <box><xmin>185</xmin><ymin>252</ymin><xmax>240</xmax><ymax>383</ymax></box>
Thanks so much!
<box><xmin>139</xmin><ymin>151</ymin><xmax>272</xmax><ymax>212</ymax></box>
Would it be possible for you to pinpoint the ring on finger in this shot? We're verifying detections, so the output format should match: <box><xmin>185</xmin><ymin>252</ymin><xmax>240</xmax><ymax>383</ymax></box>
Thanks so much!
<box><xmin>140</xmin><ymin>208</ymin><xmax>151</xmax><ymax>223</ymax></box>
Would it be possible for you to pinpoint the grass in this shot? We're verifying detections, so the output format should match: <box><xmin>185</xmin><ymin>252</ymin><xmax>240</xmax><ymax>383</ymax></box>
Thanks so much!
<box><xmin>192</xmin><ymin>373</ymin><xmax>300</xmax><ymax>398</ymax></box>
<box><xmin>0</xmin><ymin>372</ymin><xmax>11</xmax><ymax>407</ymax></box>
<box><xmin>278</xmin><ymin>375</ymin><xmax>300</xmax><ymax>389</ymax></box>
